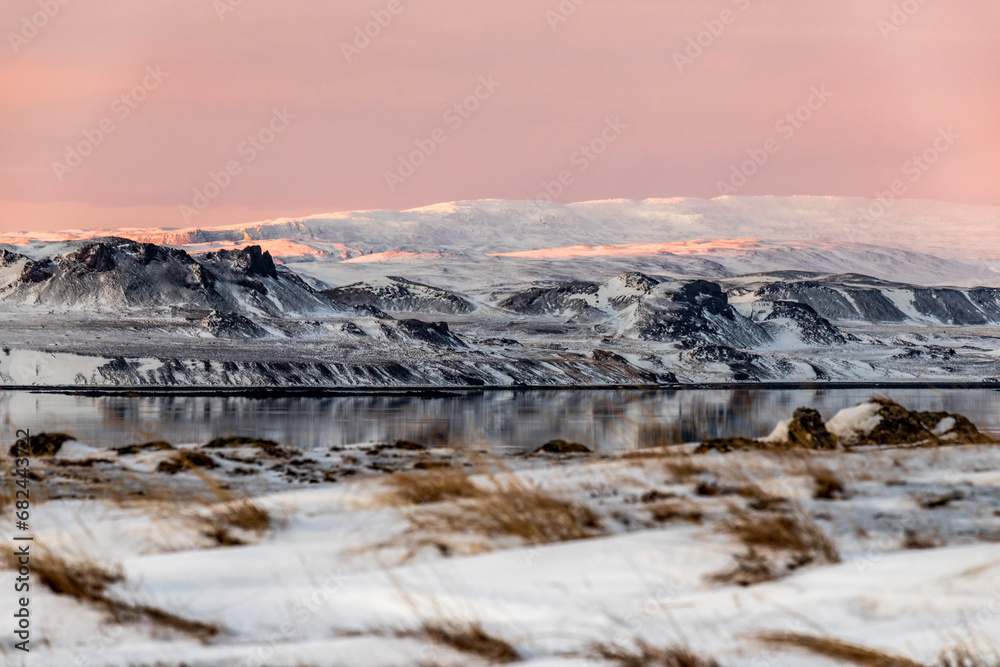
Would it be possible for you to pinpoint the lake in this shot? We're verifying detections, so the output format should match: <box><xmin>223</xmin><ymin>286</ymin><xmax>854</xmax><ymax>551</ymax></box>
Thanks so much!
<box><xmin>3</xmin><ymin>387</ymin><xmax>999</xmax><ymax>453</ymax></box>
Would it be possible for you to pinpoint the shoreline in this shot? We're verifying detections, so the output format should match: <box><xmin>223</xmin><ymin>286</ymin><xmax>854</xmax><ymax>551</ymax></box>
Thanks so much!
<box><xmin>4</xmin><ymin>380</ymin><xmax>999</xmax><ymax>398</ymax></box>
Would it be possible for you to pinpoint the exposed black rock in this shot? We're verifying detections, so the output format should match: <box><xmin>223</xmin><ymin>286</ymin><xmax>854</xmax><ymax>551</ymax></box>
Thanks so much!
<box><xmin>910</xmin><ymin>289</ymin><xmax>988</xmax><ymax>325</ymax></box>
<box><xmin>65</xmin><ymin>242</ymin><xmax>117</xmax><ymax>273</ymax></box>
<box><xmin>200</xmin><ymin>311</ymin><xmax>268</xmax><ymax>339</ymax></box>
<box><xmin>0</xmin><ymin>249</ymin><xmax>28</xmax><ymax>267</ymax></box>
<box><xmin>156</xmin><ymin>451</ymin><xmax>219</xmax><ymax>474</ymax></box>
<box><xmin>851</xmin><ymin>397</ymin><xmax>995</xmax><ymax>447</ymax></box>
<box><xmin>785</xmin><ymin>408</ymin><xmax>837</xmax><ymax>450</ymax></box>
<box><xmin>19</xmin><ymin>258</ymin><xmax>55</xmax><ymax>283</ymax></box>
<box><xmin>393</xmin><ymin>319</ymin><xmax>467</xmax><ymax>348</ymax></box>
<box><xmin>9</xmin><ymin>432</ymin><xmax>74</xmax><ymax>456</ymax></box>
<box><xmin>758</xmin><ymin>301</ymin><xmax>847</xmax><ymax>346</ymax></box>
<box><xmin>204</xmin><ymin>245</ymin><xmax>278</xmax><ymax>279</ymax></box>
<box><xmin>341</xmin><ymin>321</ymin><xmax>368</xmax><ymax>336</ymax></box>
<box><xmin>535</xmin><ymin>440</ymin><xmax>592</xmax><ymax>454</ymax></box>
<box><xmin>324</xmin><ymin>276</ymin><xmax>475</xmax><ymax>315</ymax></box>
<box><xmin>497</xmin><ymin>281</ymin><xmax>600</xmax><ymax>316</ymax></box>
<box><xmin>628</xmin><ymin>281</ymin><xmax>772</xmax><ymax>349</ymax></box>
<box><xmin>751</xmin><ymin>274</ymin><xmax>1000</xmax><ymax>325</ymax></box>
<box><xmin>755</xmin><ymin>281</ymin><xmax>907</xmax><ymax>322</ymax></box>
<box><xmin>114</xmin><ymin>441</ymin><xmax>176</xmax><ymax>456</ymax></box>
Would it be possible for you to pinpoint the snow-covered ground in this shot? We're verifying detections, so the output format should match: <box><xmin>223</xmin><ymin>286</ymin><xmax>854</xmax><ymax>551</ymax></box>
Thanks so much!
<box><xmin>4</xmin><ymin>400</ymin><xmax>1000</xmax><ymax>666</ymax></box>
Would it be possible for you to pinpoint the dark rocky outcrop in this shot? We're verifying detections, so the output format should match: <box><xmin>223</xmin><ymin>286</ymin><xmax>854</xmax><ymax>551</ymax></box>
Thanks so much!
<box><xmin>200</xmin><ymin>311</ymin><xmax>268</xmax><ymax>339</ymax></box>
<box><xmin>9</xmin><ymin>432</ymin><xmax>74</xmax><ymax>456</ymax></box>
<box><xmin>324</xmin><ymin>276</ymin><xmax>475</xmax><ymax>315</ymax></box>
<box><xmin>535</xmin><ymin>440</ymin><xmax>593</xmax><ymax>454</ymax></box>
<box><xmin>758</xmin><ymin>301</ymin><xmax>847</xmax><ymax>346</ymax></box>
<box><xmin>785</xmin><ymin>408</ymin><xmax>837</xmax><ymax>450</ymax></box>
<box><xmin>498</xmin><ymin>281</ymin><xmax>601</xmax><ymax>317</ymax></box>
<box><xmin>629</xmin><ymin>281</ymin><xmax>772</xmax><ymax>349</ymax></box>
<box><xmin>393</xmin><ymin>319</ymin><xmax>467</xmax><ymax>348</ymax></box>
<box><xmin>19</xmin><ymin>258</ymin><xmax>55</xmax><ymax>283</ymax></box>
<box><xmin>65</xmin><ymin>242</ymin><xmax>117</xmax><ymax>273</ymax></box>
<box><xmin>751</xmin><ymin>274</ymin><xmax>1000</xmax><ymax>325</ymax></box>
<box><xmin>850</xmin><ymin>397</ymin><xmax>995</xmax><ymax>447</ymax></box>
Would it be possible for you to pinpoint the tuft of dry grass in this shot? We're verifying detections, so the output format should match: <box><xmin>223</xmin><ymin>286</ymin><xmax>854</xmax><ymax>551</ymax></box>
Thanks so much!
<box><xmin>200</xmin><ymin>498</ymin><xmax>273</xmax><ymax>546</ymax></box>
<box><xmin>662</xmin><ymin>456</ymin><xmax>708</xmax><ymax>483</ymax></box>
<box><xmin>902</xmin><ymin>528</ymin><xmax>944</xmax><ymax>550</ymax></box>
<box><xmin>1</xmin><ymin>546</ymin><xmax>218</xmax><ymax>639</ymax></box>
<box><xmin>386</xmin><ymin>468</ymin><xmax>484</xmax><ymax>505</ymax></box>
<box><xmin>593</xmin><ymin>640</ymin><xmax>720</xmax><ymax>667</ymax></box>
<box><xmin>759</xmin><ymin>631</ymin><xmax>923</xmax><ymax>667</ymax></box>
<box><xmin>938</xmin><ymin>646</ymin><xmax>1000</xmax><ymax>667</ymax></box>
<box><xmin>713</xmin><ymin>504</ymin><xmax>839</xmax><ymax>585</ymax></box>
<box><xmin>810</xmin><ymin>465</ymin><xmax>848</xmax><ymax>500</ymax></box>
<box><xmin>11</xmin><ymin>548</ymin><xmax>122</xmax><ymax>603</ymax></box>
<box><xmin>648</xmin><ymin>499</ymin><xmax>704</xmax><ymax>524</ymax></box>
<box><xmin>422</xmin><ymin>622</ymin><xmax>519</xmax><ymax>663</ymax></box>
<box><xmin>725</xmin><ymin>507</ymin><xmax>839</xmax><ymax>563</ymax></box>
<box><xmin>156</xmin><ymin>450</ymin><xmax>219</xmax><ymax>475</ymax></box>
<box><xmin>408</xmin><ymin>474</ymin><xmax>602</xmax><ymax>546</ymax></box>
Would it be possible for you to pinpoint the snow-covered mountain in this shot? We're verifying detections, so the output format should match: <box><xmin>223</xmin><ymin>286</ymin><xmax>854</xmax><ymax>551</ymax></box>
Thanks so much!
<box><xmin>728</xmin><ymin>272</ymin><xmax>1000</xmax><ymax>326</ymax></box>
<box><xmin>3</xmin><ymin>197</ymin><xmax>999</xmax><ymax>288</ymax></box>
<box><xmin>0</xmin><ymin>238</ymin><xmax>333</xmax><ymax>318</ymax></box>
<box><xmin>0</xmin><ymin>197</ymin><xmax>999</xmax><ymax>387</ymax></box>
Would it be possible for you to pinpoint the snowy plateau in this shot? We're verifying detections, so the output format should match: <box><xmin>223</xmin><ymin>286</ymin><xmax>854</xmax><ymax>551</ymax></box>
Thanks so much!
<box><xmin>1</xmin><ymin>195</ymin><xmax>999</xmax><ymax>387</ymax></box>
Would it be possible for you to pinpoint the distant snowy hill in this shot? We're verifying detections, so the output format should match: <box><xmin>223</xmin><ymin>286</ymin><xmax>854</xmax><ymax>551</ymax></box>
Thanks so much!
<box><xmin>3</xmin><ymin>197</ymin><xmax>998</xmax><ymax>289</ymax></box>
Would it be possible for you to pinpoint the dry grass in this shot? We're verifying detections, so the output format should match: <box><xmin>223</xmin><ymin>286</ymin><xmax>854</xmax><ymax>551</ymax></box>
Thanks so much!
<box><xmin>408</xmin><ymin>474</ymin><xmax>602</xmax><ymax>546</ymax></box>
<box><xmin>422</xmin><ymin>622</ymin><xmax>519</xmax><ymax>663</ymax></box>
<box><xmin>713</xmin><ymin>504</ymin><xmax>839</xmax><ymax>585</ymax></box>
<box><xmin>810</xmin><ymin>465</ymin><xmax>848</xmax><ymax>500</ymax></box>
<box><xmin>1</xmin><ymin>546</ymin><xmax>218</xmax><ymax>639</ymax></box>
<box><xmin>938</xmin><ymin>646</ymin><xmax>1000</xmax><ymax>667</ymax></box>
<box><xmin>593</xmin><ymin>640</ymin><xmax>720</xmax><ymax>667</ymax></box>
<box><xmin>648</xmin><ymin>499</ymin><xmax>704</xmax><ymax>524</ymax></box>
<box><xmin>759</xmin><ymin>631</ymin><xmax>923</xmax><ymax>667</ymax></box>
<box><xmin>725</xmin><ymin>507</ymin><xmax>839</xmax><ymax>562</ymax></box>
<box><xmin>903</xmin><ymin>528</ymin><xmax>944</xmax><ymax>550</ymax></box>
<box><xmin>385</xmin><ymin>468</ymin><xmax>484</xmax><ymax>505</ymax></box>
<box><xmin>8</xmin><ymin>547</ymin><xmax>122</xmax><ymax>603</ymax></box>
<box><xmin>200</xmin><ymin>498</ymin><xmax>273</xmax><ymax>546</ymax></box>
<box><xmin>662</xmin><ymin>456</ymin><xmax>709</xmax><ymax>483</ymax></box>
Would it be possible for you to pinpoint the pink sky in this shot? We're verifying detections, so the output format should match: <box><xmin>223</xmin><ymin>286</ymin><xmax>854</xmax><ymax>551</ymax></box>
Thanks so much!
<box><xmin>1</xmin><ymin>0</ymin><xmax>998</xmax><ymax>232</ymax></box>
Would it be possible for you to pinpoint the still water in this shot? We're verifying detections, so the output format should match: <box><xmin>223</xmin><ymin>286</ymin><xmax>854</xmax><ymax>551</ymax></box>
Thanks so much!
<box><xmin>3</xmin><ymin>388</ymin><xmax>999</xmax><ymax>453</ymax></box>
